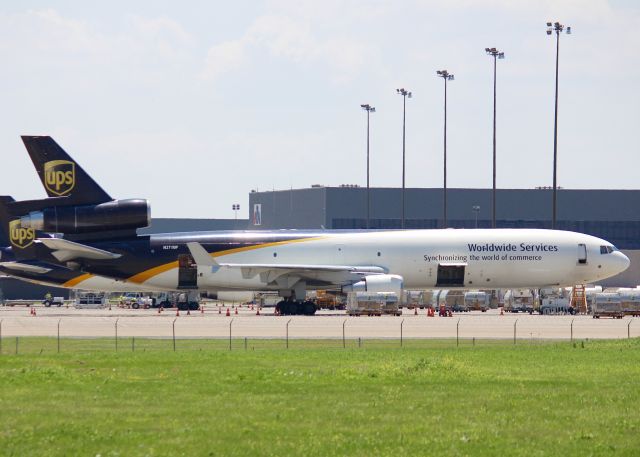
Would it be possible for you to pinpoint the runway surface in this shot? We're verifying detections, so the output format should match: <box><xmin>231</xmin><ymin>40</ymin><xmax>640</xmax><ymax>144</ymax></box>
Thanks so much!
<box><xmin>0</xmin><ymin>305</ymin><xmax>636</xmax><ymax>340</ymax></box>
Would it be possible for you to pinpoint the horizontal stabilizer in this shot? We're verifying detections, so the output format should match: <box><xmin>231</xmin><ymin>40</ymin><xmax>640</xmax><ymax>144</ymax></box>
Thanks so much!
<box><xmin>0</xmin><ymin>261</ymin><xmax>52</xmax><ymax>274</ymax></box>
<box><xmin>38</xmin><ymin>238</ymin><xmax>122</xmax><ymax>262</ymax></box>
<box><xmin>7</xmin><ymin>196</ymin><xmax>77</xmax><ymax>216</ymax></box>
<box><xmin>186</xmin><ymin>242</ymin><xmax>219</xmax><ymax>267</ymax></box>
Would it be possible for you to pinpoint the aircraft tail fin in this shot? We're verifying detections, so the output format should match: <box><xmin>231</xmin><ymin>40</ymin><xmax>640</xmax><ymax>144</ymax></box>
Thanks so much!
<box><xmin>0</xmin><ymin>195</ymin><xmax>47</xmax><ymax>259</ymax></box>
<box><xmin>21</xmin><ymin>136</ymin><xmax>112</xmax><ymax>205</ymax></box>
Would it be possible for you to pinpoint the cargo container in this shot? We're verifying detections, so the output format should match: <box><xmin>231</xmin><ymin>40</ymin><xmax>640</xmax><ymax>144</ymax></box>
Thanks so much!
<box><xmin>592</xmin><ymin>293</ymin><xmax>624</xmax><ymax>318</ymax></box>
<box><xmin>504</xmin><ymin>289</ymin><xmax>536</xmax><ymax>313</ymax></box>
<box><xmin>617</xmin><ymin>290</ymin><xmax>640</xmax><ymax>317</ymax></box>
<box><xmin>346</xmin><ymin>292</ymin><xmax>401</xmax><ymax>316</ymax></box>
<box><xmin>464</xmin><ymin>291</ymin><xmax>489</xmax><ymax>312</ymax></box>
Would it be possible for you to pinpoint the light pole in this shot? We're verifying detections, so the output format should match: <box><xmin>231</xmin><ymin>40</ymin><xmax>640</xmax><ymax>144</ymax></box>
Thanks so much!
<box><xmin>485</xmin><ymin>47</ymin><xmax>505</xmax><ymax>228</ymax></box>
<box><xmin>472</xmin><ymin>205</ymin><xmax>480</xmax><ymax>228</ymax></box>
<box><xmin>546</xmin><ymin>21</ymin><xmax>571</xmax><ymax>229</ymax></box>
<box><xmin>436</xmin><ymin>70</ymin><xmax>454</xmax><ymax>228</ymax></box>
<box><xmin>361</xmin><ymin>104</ymin><xmax>376</xmax><ymax>229</ymax></box>
<box><xmin>232</xmin><ymin>204</ymin><xmax>240</xmax><ymax>221</ymax></box>
<box><xmin>396</xmin><ymin>88</ymin><xmax>412</xmax><ymax>229</ymax></box>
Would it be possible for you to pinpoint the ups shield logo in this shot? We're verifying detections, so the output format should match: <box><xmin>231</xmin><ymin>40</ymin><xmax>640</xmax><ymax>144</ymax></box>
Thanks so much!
<box><xmin>44</xmin><ymin>160</ymin><xmax>75</xmax><ymax>196</ymax></box>
<box><xmin>9</xmin><ymin>220</ymin><xmax>35</xmax><ymax>249</ymax></box>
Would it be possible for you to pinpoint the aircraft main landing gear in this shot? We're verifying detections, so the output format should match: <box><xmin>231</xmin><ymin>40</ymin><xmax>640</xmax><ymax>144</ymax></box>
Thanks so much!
<box><xmin>275</xmin><ymin>300</ymin><xmax>317</xmax><ymax>316</ymax></box>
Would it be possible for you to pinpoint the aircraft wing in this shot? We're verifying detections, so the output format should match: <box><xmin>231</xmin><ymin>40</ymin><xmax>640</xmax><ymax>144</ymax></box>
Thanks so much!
<box><xmin>37</xmin><ymin>238</ymin><xmax>122</xmax><ymax>262</ymax></box>
<box><xmin>187</xmin><ymin>242</ymin><xmax>386</xmax><ymax>282</ymax></box>
<box><xmin>0</xmin><ymin>261</ymin><xmax>52</xmax><ymax>274</ymax></box>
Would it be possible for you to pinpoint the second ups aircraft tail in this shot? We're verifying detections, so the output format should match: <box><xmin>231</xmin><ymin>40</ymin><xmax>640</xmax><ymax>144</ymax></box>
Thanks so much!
<box><xmin>21</xmin><ymin>136</ymin><xmax>112</xmax><ymax>205</ymax></box>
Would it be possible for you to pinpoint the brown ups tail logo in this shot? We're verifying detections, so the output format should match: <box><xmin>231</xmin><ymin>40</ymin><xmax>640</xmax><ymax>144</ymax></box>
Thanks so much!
<box><xmin>9</xmin><ymin>220</ymin><xmax>35</xmax><ymax>249</ymax></box>
<box><xmin>44</xmin><ymin>160</ymin><xmax>75</xmax><ymax>196</ymax></box>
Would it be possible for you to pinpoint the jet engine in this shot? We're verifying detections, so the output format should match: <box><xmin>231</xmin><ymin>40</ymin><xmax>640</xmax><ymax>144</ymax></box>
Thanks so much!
<box><xmin>344</xmin><ymin>274</ymin><xmax>404</xmax><ymax>293</ymax></box>
<box><xmin>19</xmin><ymin>199</ymin><xmax>150</xmax><ymax>234</ymax></box>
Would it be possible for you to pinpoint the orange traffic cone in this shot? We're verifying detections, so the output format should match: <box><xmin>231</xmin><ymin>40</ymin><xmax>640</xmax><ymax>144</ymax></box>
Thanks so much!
<box><xmin>33</xmin><ymin>307</ymin><xmax>37</xmax><ymax>316</ymax></box>
<box><xmin>500</xmin><ymin>307</ymin><xmax>504</xmax><ymax>316</ymax></box>
<box><xmin>200</xmin><ymin>305</ymin><xmax>204</xmax><ymax>314</ymax></box>
<box><xmin>226</xmin><ymin>308</ymin><xmax>230</xmax><ymax>317</ymax></box>
<box><xmin>235</xmin><ymin>307</ymin><xmax>238</xmax><ymax>315</ymax></box>
<box><xmin>414</xmin><ymin>307</ymin><xmax>418</xmax><ymax>315</ymax></box>
<box><xmin>187</xmin><ymin>308</ymin><xmax>191</xmax><ymax>315</ymax></box>
<box><xmin>256</xmin><ymin>307</ymin><xmax>260</xmax><ymax>315</ymax></box>
<box><xmin>176</xmin><ymin>308</ymin><xmax>180</xmax><ymax>317</ymax></box>
<box><xmin>218</xmin><ymin>306</ymin><xmax>221</xmax><ymax>314</ymax></box>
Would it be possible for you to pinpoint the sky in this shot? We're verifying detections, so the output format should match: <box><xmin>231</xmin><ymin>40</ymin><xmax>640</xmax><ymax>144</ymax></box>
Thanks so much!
<box><xmin>0</xmin><ymin>0</ymin><xmax>638</xmax><ymax>218</ymax></box>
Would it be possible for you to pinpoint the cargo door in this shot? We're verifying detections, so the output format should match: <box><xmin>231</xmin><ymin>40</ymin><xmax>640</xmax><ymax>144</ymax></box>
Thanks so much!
<box><xmin>436</xmin><ymin>263</ymin><xmax>466</xmax><ymax>287</ymax></box>
<box><xmin>578</xmin><ymin>243</ymin><xmax>587</xmax><ymax>264</ymax></box>
<box><xmin>178</xmin><ymin>253</ymin><xmax>198</xmax><ymax>289</ymax></box>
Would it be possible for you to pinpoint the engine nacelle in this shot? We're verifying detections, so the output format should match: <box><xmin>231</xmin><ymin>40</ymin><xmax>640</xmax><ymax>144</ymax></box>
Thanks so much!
<box><xmin>20</xmin><ymin>199</ymin><xmax>150</xmax><ymax>234</ymax></box>
<box><xmin>344</xmin><ymin>274</ymin><xmax>404</xmax><ymax>294</ymax></box>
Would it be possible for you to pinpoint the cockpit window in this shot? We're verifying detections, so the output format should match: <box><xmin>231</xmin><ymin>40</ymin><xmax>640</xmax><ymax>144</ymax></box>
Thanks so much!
<box><xmin>600</xmin><ymin>245</ymin><xmax>615</xmax><ymax>254</ymax></box>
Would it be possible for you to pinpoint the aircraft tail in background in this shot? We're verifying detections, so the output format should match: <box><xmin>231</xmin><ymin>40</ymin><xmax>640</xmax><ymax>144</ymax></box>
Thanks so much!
<box><xmin>21</xmin><ymin>136</ymin><xmax>112</xmax><ymax>205</ymax></box>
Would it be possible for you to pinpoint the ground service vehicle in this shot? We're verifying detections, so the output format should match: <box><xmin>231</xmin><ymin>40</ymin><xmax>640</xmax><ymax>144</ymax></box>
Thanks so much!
<box><xmin>43</xmin><ymin>296</ymin><xmax>64</xmax><ymax>307</ymax></box>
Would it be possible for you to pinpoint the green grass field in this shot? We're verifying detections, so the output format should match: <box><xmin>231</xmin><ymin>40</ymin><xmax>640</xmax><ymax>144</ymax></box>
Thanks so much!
<box><xmin>1</xmin><ymin>338</ymin><xmax>639</xmax><ymax>456</ymax></box>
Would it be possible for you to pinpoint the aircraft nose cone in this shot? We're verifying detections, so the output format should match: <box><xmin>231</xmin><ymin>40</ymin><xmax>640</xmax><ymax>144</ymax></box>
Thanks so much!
<box><xmin>610</xmin><ymin>251</ymin><xmax>631</xmax><ymax>275</ymax></box>
<box><xmin>618</xmin><ymin>251</ymin><xmax>631</xmax><ymax>272</ymax></box>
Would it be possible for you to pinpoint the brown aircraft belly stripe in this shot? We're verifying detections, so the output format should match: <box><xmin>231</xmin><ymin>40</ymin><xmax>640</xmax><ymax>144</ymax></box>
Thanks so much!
<box><xmin>63</xmin><ymin>273</ymin><xmax>94</xmax><ymax>288</ymax></box>
<box><xmin>127</xmin><ymin>237</ymin><xmax>325</xmax><ymax>285</ymax></box>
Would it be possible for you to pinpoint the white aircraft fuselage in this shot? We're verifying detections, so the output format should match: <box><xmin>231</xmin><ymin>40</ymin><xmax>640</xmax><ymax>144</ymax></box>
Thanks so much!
<box><xmin>72</xmin><ymin>228</ymin><xmax>629</xmax><ymax>294</ymax></box>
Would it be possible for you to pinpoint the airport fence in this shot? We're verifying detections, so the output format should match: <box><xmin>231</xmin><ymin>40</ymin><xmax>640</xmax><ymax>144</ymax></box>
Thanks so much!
<box><xmin>0</xmin><ymin>313</ymin><xmax>637</xmax><ymax>355</ymax></box>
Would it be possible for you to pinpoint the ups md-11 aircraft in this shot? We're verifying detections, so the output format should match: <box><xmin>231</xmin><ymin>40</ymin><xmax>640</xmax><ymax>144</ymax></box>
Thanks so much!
<box><xmin>1</xmin><ymin>136</ymin><xmax>630</xmax><ymax>314</ymax></box>
<box><xmin>0</xmin><ymin>197</ymin><xmax>152</xmax><ymax>293</ymax></box>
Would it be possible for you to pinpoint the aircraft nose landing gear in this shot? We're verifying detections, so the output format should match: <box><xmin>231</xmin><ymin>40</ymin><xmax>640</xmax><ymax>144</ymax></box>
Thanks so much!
<box><xmin>275</xmin><ymin>300</ymin><xmax>317</xmax><ymax>316</ymax></box>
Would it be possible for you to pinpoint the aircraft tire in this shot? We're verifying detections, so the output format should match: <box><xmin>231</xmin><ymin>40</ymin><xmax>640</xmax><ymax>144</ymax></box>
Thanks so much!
<box><xmin>282</xmin><ymin>301</ymin><xmax>294</xmax><ymax>315</ymax></box>
<box><xmin>303</xmin><ymin>301</ymin><xmax>316</xmax><ymax>315</ymax></box>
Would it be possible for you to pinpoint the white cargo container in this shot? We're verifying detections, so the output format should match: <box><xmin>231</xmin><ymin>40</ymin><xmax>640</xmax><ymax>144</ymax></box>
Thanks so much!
<box><xmin>437</xmin><ymin>290</ymin><xmax>466</xmax><ymax>311</ymax></box>
<box><xmin>464</xmin><ymin>291</ymin><xmax>489</xmax><ymax>312</ymax></box>
<box><xmin>347</xmin><ymin>292</ymin><xmax>401</xmax><ymax>316</ymax></box>
<box><xmin>504</xmin><ymin>289</ymin><xmax>536</xmax><ymax>313</ymax></box>
<box><xmin>540</xmin><ymin>297</ymin><xmax>571</xmax><ymax>315</ymax></box>
<box><xmin>75</xmin><ymin>292</ymin><xmax>106</xmax><ymax>309</ymax></box>
<box><xmin>593</xmin><ymin>293</ymin><xmax>624</xmax><ymax>318</ymax></box>
<box><xmin>404</xmin><ymin>290</ymin><xmax>432</xmax><ymax>309</ymax></box>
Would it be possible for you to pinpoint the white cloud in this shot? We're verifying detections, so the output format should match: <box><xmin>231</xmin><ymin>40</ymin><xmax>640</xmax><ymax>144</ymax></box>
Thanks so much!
<box><xmin>200</xmin><ymin>12</ymin><xmax>374</xmax><ymax>83</ymax></box>
<box><xmin>200</xmin><ymin>39</ymin><xmax>248</xmax><ymax>80</ymax></box>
